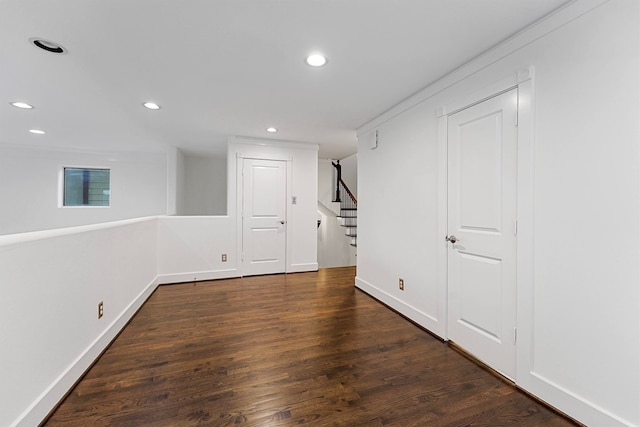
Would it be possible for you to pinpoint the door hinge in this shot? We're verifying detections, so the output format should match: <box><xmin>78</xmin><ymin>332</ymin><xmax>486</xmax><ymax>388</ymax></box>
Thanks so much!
<box><xmin>513</xmin><ymin>327</ymin><xmax>518</xmax><ymax>344</ymax></box>
<box><xmin>514</xmin><ymin>219</ymin><xmax>518</xmax><ymax>236</ymax></box>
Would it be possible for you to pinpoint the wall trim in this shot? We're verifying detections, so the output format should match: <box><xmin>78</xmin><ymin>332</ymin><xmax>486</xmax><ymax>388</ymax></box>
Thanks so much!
<box><xmin>157</xmin><ymin>269</ymin><xmax>241</xmax><ymax>285</ymax></box>
<box><xmin>287</xmin><ymin>262</ymin><xmax>319</xmax><ymax>273</ymax></box>
<box><xmin>436</xmin><ymin>66</ymin><xmax>533</xmax><ymax>117</ymax></box>
<box><xmin>12</xmin><ymin>277</ymin><xmax>159</xmax><ymax>427</ymax></box>
<box><xmin>434</xmin><ymin>67</ymin><xmax>581</xmax><ymax>420</ymax></box>
<box><xmin>436</xmin><ymin>67</ymin><xmax>536</xmax><ymax>347</ymax></box>
<box><xmin>357</xmin><ymin>0</ymin><xmax>609</xmax><ymax>136</ymax></box>
<box><xmin>229</xmin><ymin>135</ymin><xmax>319</xmax><ymax>152</ymax></box>
<box><xmin>284</xmin><ymin>159</ymin><xmax>294</xmax><ymax>274</ymax></box>
<box><xmin>355</xmin><ymin>276</ymin><xmax>444</xmax><ymax>339</ymax></box>
<box><xmin>0</xmin><ymin>216</ymin><xmax>158</xmax><ymax>246</ymax></box>
<box><xmin>527</xmin><ymin>372</ymin><xmax>636</xmax><ymax>427</ymax></box>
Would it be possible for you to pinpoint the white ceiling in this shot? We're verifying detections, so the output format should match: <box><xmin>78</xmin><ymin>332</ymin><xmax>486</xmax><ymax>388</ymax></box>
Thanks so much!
<box><xmin>0</xmin><ymin>0</ymin><xmax>570</xmax><ymax>159</ymax></box>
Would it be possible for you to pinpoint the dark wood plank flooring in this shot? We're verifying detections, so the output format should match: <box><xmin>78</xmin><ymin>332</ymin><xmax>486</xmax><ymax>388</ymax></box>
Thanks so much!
<box><xmin>43</xmin><ymin>267</ymin><xmax>577</xmax><ymax>426</ymax></box>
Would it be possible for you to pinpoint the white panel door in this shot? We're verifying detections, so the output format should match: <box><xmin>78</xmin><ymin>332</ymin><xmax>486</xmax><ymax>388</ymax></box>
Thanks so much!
<box><xmin>242</xmin><ymin>159</ymin><xmax>287</xmax><ymax>276</ymax></box>
<box><xmin>447</xmin><ymin>89</ymin><xmax>518</xmax><ymax>379</ymax></box>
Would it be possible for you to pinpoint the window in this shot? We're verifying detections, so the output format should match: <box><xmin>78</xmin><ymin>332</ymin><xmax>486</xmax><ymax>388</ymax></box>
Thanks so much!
<box><xmin>63</xmin><ymin>167</ymin><xmax>110</xmax><ymax>206</ymax></box>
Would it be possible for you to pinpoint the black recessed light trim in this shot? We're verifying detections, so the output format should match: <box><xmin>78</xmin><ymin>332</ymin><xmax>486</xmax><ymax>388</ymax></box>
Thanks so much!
<box><xmin>30</xmin><ymin>38</ymin><xmax>67</xmax><ymax>54</ymax></box>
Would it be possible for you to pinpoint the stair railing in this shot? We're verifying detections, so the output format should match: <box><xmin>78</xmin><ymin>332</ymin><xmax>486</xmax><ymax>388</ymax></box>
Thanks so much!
<box><xmin>332</xmin><ymin>160</ymin><xmax>358</xmax><ymax>247</ymax></box>
<box><xmin>337</xmin><ymin>179</ymin><xmax>357</xmax><ymax>210</ymax></box>
<box><xmin>332</xmin><ymin>160</ymin><xmax>357</xmax><ymax>209</ymax></box>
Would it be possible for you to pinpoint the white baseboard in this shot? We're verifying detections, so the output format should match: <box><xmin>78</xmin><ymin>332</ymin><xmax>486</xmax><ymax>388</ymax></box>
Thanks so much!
<box><xmin>355</xmin><ymin>276</ymin><xmax>445</xmax><ymax>339</ymax></box>
<box><xmin>156</xmin><ymin>268</ymin><xmax>240</xmax><ymax>284</ymax></box>
<box><xmin>356</xmin><ymin>277</ymin><xmax>635</xmax><ymax>427</ymax></box>
<box><xmin>158</xmin><ymin>266</ymin><xmax>316</xmax><ymax>282</ymax></box>
<box><xmin>16</xmin><ymin>271</ymin><xmax>633</xmax><ymax>427</ymax></box>
<box><xmin>523</xmin><ymin>372</ymin><xmax>637</xmax><ymax>427</ymax></box>
<box><xmin>13</xmin><ymin>277</ymin><xmax>159</xmax><ymax>427</ymax></box>
<box><xmin>287</xmin><ymin>262</ymin><xmax>319</xmax><ymax>273</ymax></box>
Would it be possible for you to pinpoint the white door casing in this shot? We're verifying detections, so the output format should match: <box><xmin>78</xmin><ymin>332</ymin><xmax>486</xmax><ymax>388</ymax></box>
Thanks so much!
<box><xmin>242</xmin><ymin>158</ymin><xmax>287</xmax><ymax>276</ymax></box>
<box><xmin>446</xmin><ymin>88</ymin><xmax>518</xmax><ymax>380</ymax></box>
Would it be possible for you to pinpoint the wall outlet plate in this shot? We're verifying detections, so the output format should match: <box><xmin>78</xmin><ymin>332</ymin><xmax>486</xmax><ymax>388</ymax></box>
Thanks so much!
<box><xmin>221</xmin><ymin>253</ymin><xmax>227</xmax><ymax>262</ymax></box>
<box><xmin>98</xmin><ymin>301</ymin><xmax>104</xmax><ymax>319</ymax></box>
<box><xmin>399</xmin><ymin>278</ymin><xmax>404</xmax><ymax>290</ymax></box>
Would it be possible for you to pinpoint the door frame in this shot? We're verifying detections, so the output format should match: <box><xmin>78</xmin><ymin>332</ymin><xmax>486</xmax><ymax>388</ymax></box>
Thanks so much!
<box><xmin>235</xmin><ymin>153</ymin><xmax>293</xmax><ymax>277</ymax></box>
<box><xmin>436</xmin><ymin>66</ymin><xmax>535</xmax><ymax>384</ymax></box>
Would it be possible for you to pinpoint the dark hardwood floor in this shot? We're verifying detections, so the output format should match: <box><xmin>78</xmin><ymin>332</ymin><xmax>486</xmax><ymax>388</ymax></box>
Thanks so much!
<box><xmin>43</xmin><ymin>267</ymin><xmax>577</xmax><ymax>426</ymax></box>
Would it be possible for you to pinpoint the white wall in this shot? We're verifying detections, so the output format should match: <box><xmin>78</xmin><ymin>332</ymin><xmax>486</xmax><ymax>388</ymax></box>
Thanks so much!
<box><xmin>161</xmin><ymin>137</ymin><xmax>318</xmax><ymax>279</ymax></box>
<box><xmin>318</xmin><ymin>158</ymin><xmax>334</xmax><ymax>208</ymax></box>
<box><xmin>357</xmin><ymin>103</ymin><xmax>441</xmax><ymax>329</ymax></box>
<box><xmin>1</xmin><ymin>212</ymin><xmax>247</xmax><ymax>427</ymax></box>
<box><xmin>180</xmin><ymin>152</ymin><xmax>227</xmax><ymax>215</ymax></box>
<box><xmin>228</xmin><ymin>137</ymin><xmax>318</xmax><ymax>273</ymax></box>
<box><xmin>1</xmin><ymin>135</ymin><xmax>319</xmax><ymax>426</ymax></box>
<box><xmin>0</xmin><ymin>145</ymin><xmax>168</xmax><ymax>235</ymax></box>
<box><xmin>157</xmin><ymin>216</ymin><xmax>238</xmax><ymax>282</ymax></box>
<box><xmin>166</xmin><ymin>146</ymin><xmax>179</xmax><ymax>215</ymax></box>
<box><xmin>2</xmin><ymin>211</ymin><xmax>253</xmax><ymax>427</ymax></box>
<box><xmin>356</xmin><ymin>1</ymin><xmax>639</xmax><ymax>426</ymax></box>
<box><xmin>0</xmin><ymin>218</ymin><xmax>159</xmax><ymax>427</ymax></box>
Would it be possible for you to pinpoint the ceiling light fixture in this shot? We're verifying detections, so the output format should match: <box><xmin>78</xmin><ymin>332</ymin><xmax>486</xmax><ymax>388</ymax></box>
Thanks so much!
<box><xmin>11</xmin><ymin>102</ymin><xmax>33</xmax><ymax>109</ymax></box>
<box><xmin>29</xmin><ymin>129</ymin><xmax>45</xmax><ymax>135</ymax></box>
<box><xmin>306</xmin><ymin>54</ymin><xmax>327</xmax><ymax>67</ymax></box>
<box><xmin>30</xmin><ymin>38</ymin><xmax>67</xmax><ymax>54</ymax></box>
<box><xmin>143</xmin><ymin>102</ymin><xmax>161</xmax><ymax>110</ymax></box>
<box><xmin>266</xmin><ymin>127</ymin><xmax>278</xmax><ymax>133</ymax></box>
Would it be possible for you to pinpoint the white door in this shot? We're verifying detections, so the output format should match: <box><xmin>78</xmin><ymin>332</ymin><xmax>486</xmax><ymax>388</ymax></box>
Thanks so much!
<box><xmin>446</xmin><ymin>89</ymin><xmax>518</xmax><ymax>379</ymax></box>
<box><xmin>242</xmin><ymin>158</ymin><xmax>287</xmax><ymax>276</ymax></box>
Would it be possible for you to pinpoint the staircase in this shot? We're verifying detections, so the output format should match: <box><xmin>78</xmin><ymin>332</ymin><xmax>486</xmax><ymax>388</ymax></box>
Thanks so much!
<box><xmin>340</xmin><ymin>208</ymin><xmax>357</xmax><ymax>247</ymax></box>
<box><xmin>333</xmin><ymin>175</ymin><xmax>357</xmax><ymax>247</ymax></box>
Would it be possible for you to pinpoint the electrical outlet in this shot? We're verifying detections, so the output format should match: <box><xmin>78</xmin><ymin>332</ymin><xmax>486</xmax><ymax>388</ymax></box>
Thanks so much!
<box><xmin>98</xmin><ymin>301</ymin><xmax>104</xmax><ymax>319</ymax></box>
<box><xmin>221</xmin><ymin>253</ymin><xmax>227</xmax><ymax>262</ymax></box>
<box><xmin>399</xmin><ymin>278</ymin><xmax>404</xmax><ymax>291</ymax></box>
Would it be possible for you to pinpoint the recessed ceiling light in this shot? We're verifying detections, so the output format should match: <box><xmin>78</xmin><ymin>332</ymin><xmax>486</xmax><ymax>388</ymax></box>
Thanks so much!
<box><xmin>11</xmin><ymin>102</ymin><xmax>33</xmax><ymax>109</ymax></box>
<box><xmin>266</xmin><ymin>127</ymin><xmax>278</xmax><ymax>133</ymax></box>
<box><xmin>29</xmin><ymin>38</ymin><xmax>67</xmax><ymax>54</ymax></box>
<box><xmin>143</xmin><ymin>102</ymin><xmax>161</xmax><ymax>110</ymax></box>
<box><xmin>306</xmin><ymin>54</ymin><xmax>327</xmax><ymax>67</ymax></box>
<box><xmin>29</xmin><ymin>129</ymin><xmax>45</xmax><ymax>135</ymax></box>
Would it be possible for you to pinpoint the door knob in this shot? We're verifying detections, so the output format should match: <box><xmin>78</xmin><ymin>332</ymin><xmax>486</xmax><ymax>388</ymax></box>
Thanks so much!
<box><xmin>445</xmin><ymin>235</ymin><xmax>458</xmax><ymax>244</ymax></box>
<box><xmin>279</xmin><ymin>220</ymin><xmax>286</xmax><ymax>225</ymax></box>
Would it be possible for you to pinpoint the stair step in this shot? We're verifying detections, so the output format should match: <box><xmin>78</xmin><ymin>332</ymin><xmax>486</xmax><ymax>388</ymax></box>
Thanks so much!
<box><xmin>339</xmin><ymin>220</ymin><xmax>357</xmax><ymax>224</ymax></box>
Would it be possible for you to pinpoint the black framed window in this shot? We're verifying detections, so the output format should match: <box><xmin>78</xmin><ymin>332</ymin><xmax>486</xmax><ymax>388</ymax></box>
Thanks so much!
<box><xmin>63</xmin><ymin>168</ymin><xmax>110</xmax><ymax>206</ymax></box>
